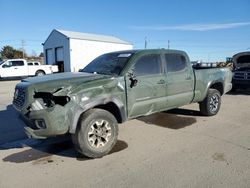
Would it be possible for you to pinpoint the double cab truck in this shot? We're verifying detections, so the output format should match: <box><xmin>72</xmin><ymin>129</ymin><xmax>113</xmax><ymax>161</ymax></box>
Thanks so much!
<box><xmin>0</xmin><ymin>59</ymin><xmax>58</xmax><ymax>78</ymax></box>
<box><xmin>232</xmin><ymin>51</ymin><xmax>250</xmax><ymax>91</ymax></box>
<box><xmin>13</xmin><ymin>49</ymin><xmax>232</xmax><ymax>158</ymax></box>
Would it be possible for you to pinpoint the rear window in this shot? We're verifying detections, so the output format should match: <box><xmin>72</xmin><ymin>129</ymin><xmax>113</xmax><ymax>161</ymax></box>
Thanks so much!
<box><xmin>165</xmin><ymin>54</ymin><xmax>187</xmax><ymax>72</ymax></box>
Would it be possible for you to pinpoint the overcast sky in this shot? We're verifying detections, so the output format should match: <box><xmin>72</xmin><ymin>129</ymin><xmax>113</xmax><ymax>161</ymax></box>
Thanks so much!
<box><xmin>1</xmin><ymin>0</ymin><xmax>250</xmax><ymax>61</ymax></box>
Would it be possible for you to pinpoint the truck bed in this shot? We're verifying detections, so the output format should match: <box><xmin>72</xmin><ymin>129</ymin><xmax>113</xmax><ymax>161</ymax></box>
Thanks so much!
<box><xmin>193</xmin><ymin>67</ymin><xmax>232</xmax><ymax>102</ymax></box>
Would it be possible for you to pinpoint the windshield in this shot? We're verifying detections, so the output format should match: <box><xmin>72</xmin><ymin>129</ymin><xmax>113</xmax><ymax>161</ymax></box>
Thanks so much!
<box><xmin>81</xmin><ymin>52</ymin><xmax>134</xmax><ymax>75</ymax></box>
<box><xmin>0</xmin><ymin>60</ymin><xmax>6</xmax><ymax>65</ymax></box>
<box><xmin>237</xmin><ymin>55</ymin><xmax>250</xmax><ymax>64</ymax></box>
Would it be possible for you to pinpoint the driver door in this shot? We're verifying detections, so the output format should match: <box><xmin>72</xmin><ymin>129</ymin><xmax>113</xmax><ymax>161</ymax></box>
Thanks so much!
<box><xmin>126</xmin><ymin>53</ymin><xmax>167</xmax><ymax>118</ymax></box>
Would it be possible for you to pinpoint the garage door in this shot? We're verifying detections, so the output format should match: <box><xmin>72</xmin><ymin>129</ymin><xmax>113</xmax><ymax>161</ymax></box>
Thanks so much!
<box><xmin>46</xmin><ymin>49</ymin><xmax>53</xmax><ymax>65</ymax></box>
<box><xmin>56</xmin><ymin>47</ymin><xmax>64</xmax><ymax>62</ymax></box>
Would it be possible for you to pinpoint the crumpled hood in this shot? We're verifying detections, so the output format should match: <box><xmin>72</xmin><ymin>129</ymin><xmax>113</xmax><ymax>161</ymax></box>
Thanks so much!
<box><xmin>20</xmin><ymin>72</ymin><xmax>112</xmax><ymax>94</ymax></box>
<box><xmin>14</xmin><ymin>71</ymin><xmax>123</xmax><ymax>114</ymax></box>
<box><xmin>23</xmin><ymin>72</ymin><xmax>109</xmax><ymax>84</ymax></box>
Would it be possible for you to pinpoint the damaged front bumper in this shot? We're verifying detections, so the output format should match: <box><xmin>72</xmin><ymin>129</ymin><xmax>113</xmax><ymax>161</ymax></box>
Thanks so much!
<box><xmin>20</xmin><ymin>105</ymin><xmax>70</xmax><ymax>139</ymax></box>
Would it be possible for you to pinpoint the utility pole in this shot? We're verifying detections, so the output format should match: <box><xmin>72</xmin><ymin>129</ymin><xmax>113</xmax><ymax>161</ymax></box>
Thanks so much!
<box><xmin>167</xmin><ymin>40</ymin><xmax>170</xmax><ymax>49</ymax></box>
<box><xmin>144</xmin><ymin>37</ymin><xmax>147</xmax><ymax>49</ymax></box>
<box><xmin>21</xmin><ymin>40</ymin><xmax>25</xmax><ymax>58</ymax></box>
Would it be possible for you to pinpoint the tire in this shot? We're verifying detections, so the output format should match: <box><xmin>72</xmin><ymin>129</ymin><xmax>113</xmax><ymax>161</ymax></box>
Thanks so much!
<box><xmin>72</xmin><ymin>109</ymin><xmax>118</xmax><ymax>158</ymax></box>
<box><xmin>35</xmin><ymin>70</ymin><xmax>45</xmax><ymax>76</ymax></box>
<box><xmin>199</xmin><ymin>89</ymin><xmax>221</xmax><ymax>116</ymax></box>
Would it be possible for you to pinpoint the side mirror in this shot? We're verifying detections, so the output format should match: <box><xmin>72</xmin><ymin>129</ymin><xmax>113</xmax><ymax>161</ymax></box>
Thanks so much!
<box><xmin>130</xmin><ymin>77</ymin><xmax>138</xmax><ymax>88</ymax></box>
<box><xmin>128</xmin><ymin>70</ymin><xmax>138</xmax><ymax>88</ymax></box>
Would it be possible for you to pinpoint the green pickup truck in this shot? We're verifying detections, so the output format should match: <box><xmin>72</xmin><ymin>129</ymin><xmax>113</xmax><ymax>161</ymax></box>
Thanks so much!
<box><xmin>13</xmin><ymin>49</ymin><xmax>232</xmax><ymax>158</ymax></box>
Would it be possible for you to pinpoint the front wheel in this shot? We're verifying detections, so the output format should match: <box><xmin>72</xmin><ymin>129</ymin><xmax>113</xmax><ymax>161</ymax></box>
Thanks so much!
<box><xmin>199</xmin><ymin>89</ymin><xmax>221</xmax><ymax>116</ymax></box>
<box><xmin>72</xmin><ymin>109</ymin><xmax>118</xmax><ymax>158</ymax></box>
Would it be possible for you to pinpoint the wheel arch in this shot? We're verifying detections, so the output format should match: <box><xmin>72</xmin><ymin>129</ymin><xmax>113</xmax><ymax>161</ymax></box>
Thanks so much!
<box><xmin>209</xmin><ymin>82</ymin><xmax>224</xmax><ymax>95</ymax></box>
<box><xmin>201</xmin><ymin>80</ymin><xmax>224</xmax><ymax>101</ymax></box>
<box><xmin>69</xmin><ymin>97</ymin><xmax>126</xmax><ymax>134</ymax></box>
<box><xmin>35</xmin><ymin>69</ymin><xmax>46</xmax><ymax>75</ymax></box>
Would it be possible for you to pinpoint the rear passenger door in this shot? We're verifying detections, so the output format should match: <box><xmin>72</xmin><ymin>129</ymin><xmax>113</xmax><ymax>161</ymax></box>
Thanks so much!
<box><xmin>164</xmin><ymin>53</ymin><xmax>194</xmax><ymax>108</ymax></box>
<box><xmin>126</xmin><ymin>52</ymin><xmax>167</xmax><ymax>118</ymax></box>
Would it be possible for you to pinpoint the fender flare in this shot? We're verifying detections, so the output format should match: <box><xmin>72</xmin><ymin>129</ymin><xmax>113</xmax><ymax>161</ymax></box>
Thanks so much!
<box><xmin>69</xmin><ymin>97</ymin><xmax>126</xmax><ymax>134</ymax></box>
<box><xmin>202</xmin><ymin>79</ymin><xmax>224</xmax><ymax>101</ymax></box>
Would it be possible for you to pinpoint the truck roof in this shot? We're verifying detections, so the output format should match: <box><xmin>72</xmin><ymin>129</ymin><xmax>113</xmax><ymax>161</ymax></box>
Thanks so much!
<box><xmin>108</xmin><ymin>49</ymin><xmax>187</xmax><ymax>55</ymax></box>
<box><xmin>2</xmin><ymin>58</ymin><xmax>26</xmax><ymax>61</ymax></box>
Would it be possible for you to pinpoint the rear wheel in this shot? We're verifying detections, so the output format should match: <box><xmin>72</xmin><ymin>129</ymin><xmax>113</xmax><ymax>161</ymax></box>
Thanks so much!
<box><xmin>199</xmin><ymin>89</ymin><xmax>221</xmax><ymax>116</ymax></box>
<box><xmin>72</xmin><ymin>109</ymin><xmax>118</xmax><ymax>158</ymax></box>
<box><xmin>35</xmin><ymin>70</ymin><xmax>45</xmax><ymax>76</ymax></box>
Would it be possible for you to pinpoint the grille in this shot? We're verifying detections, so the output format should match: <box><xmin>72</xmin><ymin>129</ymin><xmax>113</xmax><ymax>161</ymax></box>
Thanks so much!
<box><xmin>13</xmin><ymin>86</ymin><xmax>26</xmax><ymax>109</ymax></box>
<box><xmin>233</xmin><ymin>71</ymin><xmax>250</xmax><ymax>80</ymax></box>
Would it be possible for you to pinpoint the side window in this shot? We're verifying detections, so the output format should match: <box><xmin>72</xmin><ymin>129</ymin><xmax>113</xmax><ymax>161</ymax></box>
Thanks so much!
<box><xmin>165</xmin><ymin>54</ymin><xmax>187</xmax><ymax>73</ymax></box>
<box><xmin>28</xmin><ymin>63</ymin><xmax>33</xmax><ymax>66</ymax></box>
<box><xmin>11</xmin><ymin>61</ymin><xmax>24</xmax><ymax>66</ymax></box>
<box><xmin>34</xmin><ymin>62</ymin><xmax>39</xmax><ymax>65</ymax></box>
<box><xmin>134</xmin><ymin>54</ymin><xmax>161</xmax><ymax>76</ymax></box>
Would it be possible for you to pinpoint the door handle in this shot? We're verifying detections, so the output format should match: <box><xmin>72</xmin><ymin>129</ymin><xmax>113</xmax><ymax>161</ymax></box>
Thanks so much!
<box><xmin>14</xmin><ymin>68</ymin><xmax>18</xmax><ymax>69</ymax></box>
<box><xmin>186</xmin><ymin>76</ymin><xmax>192</xmax><ymax>80</ymax></box>
<box><xmin>157</xmin><ymin>79</ymin><xmax>166</xmax><ymax>84</ymax></box>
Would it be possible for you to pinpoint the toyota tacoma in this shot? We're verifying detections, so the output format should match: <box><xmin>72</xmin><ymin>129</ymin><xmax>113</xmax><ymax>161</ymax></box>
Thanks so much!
<box><xmin>13</xmin><ymin>49</ymin><xmax>232</xmax><ymax>158</ymax></box>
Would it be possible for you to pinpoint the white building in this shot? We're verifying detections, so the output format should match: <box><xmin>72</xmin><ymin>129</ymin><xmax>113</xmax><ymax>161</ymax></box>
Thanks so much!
<box><xmin>43</xmin><ymin>29</ymin><xmax>133</xmax><ymax>72</ymax></box>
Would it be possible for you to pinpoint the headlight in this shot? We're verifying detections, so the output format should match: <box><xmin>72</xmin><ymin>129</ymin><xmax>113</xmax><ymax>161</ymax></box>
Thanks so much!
<box><xmin>31</xmin><ymin>99</ymin><xmax>45</xmax><ymax>111</ymax></box>
<box><xmin>35</xmin><ymin>119</ymin><xmax>46</xmax><ymax>129</ymax></box>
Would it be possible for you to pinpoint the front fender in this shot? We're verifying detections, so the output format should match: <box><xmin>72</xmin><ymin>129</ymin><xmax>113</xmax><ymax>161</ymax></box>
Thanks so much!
<box><xmin>68</xmin><ymin>97</ymin><xmax>126</xmax><ymax>134</ymax></box>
